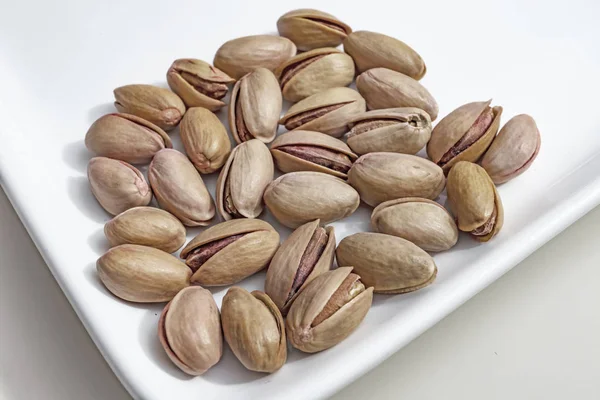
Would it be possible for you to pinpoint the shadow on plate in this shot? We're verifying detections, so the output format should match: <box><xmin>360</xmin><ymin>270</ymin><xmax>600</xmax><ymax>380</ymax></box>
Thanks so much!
<box><xmin>88</xmin><ymin>228</ymin><xmax>110</xmax><ymax>256</ymax></box>
<box><xmin>63</xmin><ymin>139</ymin><xmax>92</xmax><ymax>172</ymax></box>
<box><xmin>87</xmin><ymin>102</ymin><xmax>116</xmax><ymax>124</ymax></box>
<box><xmin>67</xmin><ymin>175</ymin><xmax>110</xmax><ymax>224</ymax></box>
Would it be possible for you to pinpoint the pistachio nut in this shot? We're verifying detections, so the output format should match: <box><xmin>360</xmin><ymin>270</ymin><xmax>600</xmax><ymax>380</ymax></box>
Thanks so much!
<box><xmin>343</xmin><ymin>31</ymin><xmax>426</xmax><ymax>79</ymax></box>
<box><xmin>279</xmin><ymin>87</ymin><xmax>366</xmax><ymax>137</ymax></box>
<box><xmin>166</xmin><ymin>58</ymin><xmax>234</xmax><ymax>111</ymax></box>
<box><xmin>221</xmin><ymin>288</ymin><xmax>286</xmax><ymax>373</ymax></box>
<box><xmin>481</xmin><ymin>114</ymin><xmax>541</xmax><ymax>184</ymax></box>
<box><xmin>216</xmin><ymin>139</ymin><xmax>274</xmax><ymax>220</ymax></box>
<box><xmin>229</xmin><ymin>68</ymin><xmax>282</xmax><ymax>144</ymax></box>
<box><xmin>347</xmin><ymin>152</ymin><xmax>445</xmax><ymax>207</ymax></box>
<box><xmin>336</xmin><ymin>232</ymin><xmax>437</xmax><ymax>293</ymax></box>
<box><xmin>346</xmin><ymin>107</ymin><xmax>432</xmax><ymax>155</ymax></box>
<box><xmin>446</xmin><ymin>161</ymin><xmax>504</xmax><ymax>242</ymax></box>
<box><xmin>286</xmin><ymin>267</ymin><xmax>373</xmax><ymax>353</ymax></box>
<box><xmin>158</xmin><ymin>286</ymin><xmax>222</xmax><ymax>375</ymax></box>
<box><xmin>104</xmin><ymin>207</ymin><xmax>186</xmax><ymax>253</ymax></box>
<box><xmin>213</xmin><ymin>35</ymin><xmax>297</xmax><ymax>80</ymax></box>
<box><xmin>97</xmin><ymin>244</ymin><xmax>191</xmax><ymax>302</ymax></box>
<box><xmin>180</xmin><ymin>219</ymin><xmax>280</xmax><ymax>286</ymax></box>
<box><xmin>270</xmin><ymin>130</ymin><xmax>357</xmax><ymax>179</ymax></box>
<box><xmin>277</xmin><ymin>9</ymin><xmax>351</xmax><ymax>51</ymax></box>
<box><xmin>87</xmin><ymin>157</ymin><xmax>152</xmax><ymax>215</ymax></box>
<box><xmin>113</xmin><ymin>84</ymin><xmax>186</xmax><ymax>131</ymax></box>
<box><xmin>148</xmin><ymin>149</ymin><xmax>215</xmax><ymax>226</ymax></box>
<box><xmin>371</xmin><ymin>198</ymin><xmax>458</xmax><ymax>252</ymax></box>
<box><xmin>356</xmin><ymin>68</ymin><xmax>438</xmax><ymax>120</ymax></box>
<box><xmin>274</xmin><ymin>48</ymin><xmax>355</xmax><ymax>102</ymax></box>
<box><xmin>265</xmin><ymin>219</ymin><xmax>335</xmax><ymax>314</ymax></box>
<box><xmin>427</xmin><ymin>100</ymin><xmax>502</xmax><ymax>173</ymax></box>
<box><xmin>180</xmin><ymin>107</ymin><xmax>231</xmax><ymax>174</ymax></box>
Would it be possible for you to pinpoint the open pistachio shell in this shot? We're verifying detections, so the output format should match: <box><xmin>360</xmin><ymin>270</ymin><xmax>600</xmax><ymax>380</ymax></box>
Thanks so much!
<box><xmin>277</xmin><ymin>9</ymin><xmax>352</xmax><ymax>51</ymax></box>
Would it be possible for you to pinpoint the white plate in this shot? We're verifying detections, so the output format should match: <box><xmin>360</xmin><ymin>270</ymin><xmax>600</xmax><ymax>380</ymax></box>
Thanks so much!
<box><xmin>1</xmin><ymin>1</ymin><xmax>599</xmax><ymax>399</ymax></box>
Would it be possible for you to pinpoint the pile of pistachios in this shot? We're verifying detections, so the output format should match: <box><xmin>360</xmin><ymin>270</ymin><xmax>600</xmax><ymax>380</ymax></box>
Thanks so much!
<box><xmin>85</xmin><ymin>8</ymin><xmax>541</xmax><ymax>376</ymax></box>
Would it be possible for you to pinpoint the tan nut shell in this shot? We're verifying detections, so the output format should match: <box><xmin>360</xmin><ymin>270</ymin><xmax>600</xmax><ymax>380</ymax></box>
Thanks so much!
<box><xmin>277</xmin><ymin>9</ymin><xmax>351</xmax><ymax>51</ymax></box>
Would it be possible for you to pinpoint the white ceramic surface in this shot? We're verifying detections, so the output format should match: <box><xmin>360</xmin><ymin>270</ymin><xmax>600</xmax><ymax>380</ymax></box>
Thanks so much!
<box><xmin>1</xmin><ymin>1</ymin><xmax>599</xmax><ymax>399</ymax></box>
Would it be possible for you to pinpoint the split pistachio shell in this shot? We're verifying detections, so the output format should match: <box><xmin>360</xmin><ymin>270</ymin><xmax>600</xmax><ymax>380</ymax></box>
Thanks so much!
<box><xmin>216</xmin><ymin>139</ymin><xmax>274</xmax><ymax>220</ymax></box>
<box><xmin>180</xmin><ymin>219</ymin><xmax>280</xmax><ymax>286</ymax></box>
<box><xmin>97</xmin><ymin>244</ymin><xmax>191</xmax><ymax>302</ymax></box>
<box><xmin>356</xmin><ymin>68</ymin><xmax>438</xmax><ymax>120</ymax></box>
<box><xmin>148</xmin><ymin>149</ymin><xmax>215</xmax><ymax>226</ymax></box>
<box><xmin>336</xmin><ymin>232</ymin><xmax>437</xmax><ymax>294</ymax></box>
<box><xmin>87</xmin><ymin>157</ymin><xmax>152</xmax><ymax>215</ymax></box>
<box><xmin>371</xmin><ymin>198</ymin><xmax>458</xmax><ymax>252</ymax></box>
<box><xmin>213</xmin><ymin>35</ymin><xmax>297</xmax><ymax>80</ymax></box>
<box><xmin>166</xmin><ymin>58</ymin><xmax>234</xmax><ymax>111</ymax></box>
<box><xmin>346</xmin><ymin>107</ymin><xmax>432</xmax><ymax>155</ymax></box>
<box><xmin>270</xmin><ymin>130</ymin><xmax>357</xmax><ymax>179</ymax></box>
<box><xmin>158</xmin><ymin>286</ymin><xmax>222</xmax><ymax>375</ymax></box>
<box><xmin>286</xmin><ymin>267</ymin><xmax>373</xmax><ymax>353</ymax></box>
<box><xmin>481</xmin><ymin>114</ymin><xmax>541</xmax><ymax>184</ymax></box>
<box><xmin>277</xmin><ymin>9</ymin><xmax>351</xmax><ymax>51</ymax></box>
<box><xmin>113</xmin><ymin>84</ymin><xmax>186</xmax><ymax>131</ymax></box>
<box><xmin>221</xmin><ymin>288</ymin><xmax>286</xmax><ymax>373</ymax></box>
<box><xmin>347</xmin><ymin>152</ymin><xmax>445</xmax><ymax>207</ymax></box>
<box><xmin>180</xmin><ymin>107</ymin><xmax>231</xmax><ymax>174</ymax></box>
<box><xmin>263</xmin><ymin>171</ymin><xmax>360</xmax><ymax>228</ymax></box>
<box><xmin>229</xmin><ymin>68</ymin><xmax>282</xmax><ymax>144</ymax></box>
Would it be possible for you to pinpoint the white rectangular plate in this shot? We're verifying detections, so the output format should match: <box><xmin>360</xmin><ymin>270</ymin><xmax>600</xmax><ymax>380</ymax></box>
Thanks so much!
<box><xmin>1</xmin><ymin>1</ymin><xmax>599</xmax><ymax>399</ymax></box>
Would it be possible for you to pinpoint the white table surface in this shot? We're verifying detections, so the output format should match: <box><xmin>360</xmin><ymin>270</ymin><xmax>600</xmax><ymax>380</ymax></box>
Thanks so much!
<box><xmin>0</xmin><ymin>186</ymin><xmax>598</xmax><ymax>400</ymax></box>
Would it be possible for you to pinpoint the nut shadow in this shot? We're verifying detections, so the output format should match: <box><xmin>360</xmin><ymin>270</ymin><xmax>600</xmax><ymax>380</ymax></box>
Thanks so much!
<box><xmin>63</xmin><ymin>140</ymin><xmax>93</xmax><ymax>173</ymax></box>
<box><xmin>66</xmin><ymin>176</ymin><xmax>111</xmax><ymax>224</ymax></box>
<box><xmin>88</xmin><ymin>228</ymin><xmax>110</xmax><ymax>256</ymax></box>
<box><xmin>87</xmin><ymin>102</ymin><xmax>116</xmax><ymax>124</ymax></box>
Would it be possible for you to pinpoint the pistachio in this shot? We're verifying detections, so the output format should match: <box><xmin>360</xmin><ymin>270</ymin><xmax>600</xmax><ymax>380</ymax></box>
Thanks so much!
<box><xmin>87</xmin><ymin>157</ymin><xmax>152</xmax><ymax>215</ymax></box>
<box><xmin>221</xmin><ymin>288</ymin><xmax>286</xmax><ymax>373</ymax></box>
<box><xmin>347</xmin><ymin>152</ymin><xmax>445</xmax><ymax>207</ymax></box>
<box><xmin>286</xmin><ymin>267</ymin><xmax>373</xmax><ymax>353</ymax></box>
<box><xmin>229</xmin><ymin>68</ymin><xmax>282</xmax><ymax>144</ymax></box>
<box><xmin>180</xmin><ymin>107</ymin><xmax>231</xmax><ymax>174</ymax></box>
<box><xmin>97</xmin><ymin>244</ymin><xmax>191</xmax><ymax>303</ymax></box>
<box><xmin>158</xmin><ymin>286</ymin><xmax>222</xmax><ymax>375</ymax></box>
<box><xmin>216</xmin><ymin>139</ymin><xmax>274</xmax><ymax>220</ymax></box>
<box><xmin>346</xmin><ymin>107</ymin><xmax>432</xmax><ymax>155</ymax></box>
<box><xmin>113</xmin><ymin>84</ymin><xmax>186</xmax><ymax>131</ymax></box>
<box><xmin>263</xmin><ymin>171</ymin><xmax>360</xmax><ymax>228</ymax></box>
<box><xmin>336</xmin><ymin>232</ymin><xmax>437</xmax><ymax>293</ymax></box>
<box><xmin>371</xmin><ymin>198</ymin><xmax>458</xmax><ymax>252</ymax></box>
<box><xmin>270</xmin><ymin>130</ymin><xmax>357</xmax><ymax>179</ymax></box>
<box><xmin>277</xmin><ymin>9</ymin><xmax>351</xmax><ymax>51</ymax></box>
<box><xmin>481</xmin><ymin>114</ymin><xmax>541</xmax><ymax>184</ymax></box>
<box><xmin>166</xmin><ymin>58</ymin><xmax>234</xmax><ymax>111</ymax></box>
<box><xmin>279</xmin><ymin>87</ymin><xmax>366</xmax><ymax>137</ymax></box>
<box><xmin>180</xmin><ymin>219</ymin><xmax>280</xmax><ymax>286</ymax></box>
<box><xmin>148</xmin><ymin>149</ymin><xmax>215</xmax><ymax>226</ymax></box>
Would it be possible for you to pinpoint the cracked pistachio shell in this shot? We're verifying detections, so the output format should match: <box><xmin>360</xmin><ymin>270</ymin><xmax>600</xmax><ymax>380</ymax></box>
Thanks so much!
<box><xmin>85</xmin><ymin>113</ymin><xmax>172</xmax><ymax>164</ymax></box>
<box><xmin>265</xmin><ymin>220</ymin><xmax>335</xmax><ymax>314</ymax></box>
<box><xmin>180</xmin><ymin>107</ymin><xmax>231</xmax><ymax>174</ymax></box>
<box><xmin>149</xmin><ymin>149</ymin><xmax>215</xmax><ymax>226</ymax></box>
<box><xmin>277</xmin><ymin>9</ymin><xmax>351</xmax><ymax>51</ymax></box>
<box><xmin>481</xmin><ymin>114</ymin><xmax>541</xmax><ymax>184</ymax></box>
<box><xmin>336</xmin><ymin>232</ymin><xmax>437</xmax><ymax>294</ymax></box>
<box><xmin>113</xmin><ymin>84</ymin><xmax>186</xmax><ymax>131</ymax></box>
<box><xmin>216</xmin><ymin>139</ymin><xmax>274</xmax><ymax>220</ymax></box>
<box><xmin>346</xmin><ymin>107</ymin><xmax>432</xmax><ymax>155</ymax></box>
<box><xmin>166</xmin><ymin>58</ymin><xmax>234</xmax><ymax>111</ymax></box>
<box><xmin>286</xmin><ymin>267</ymin><xmax>373</xmax><ymax>353</ymax></box>
<box><xmin>229</xmin><ymin>68</ymin><xmax>282</xmax><ymax>144</ymax></box>
<box><xmin>270</xmin><ymin>130</ymin><xmax>357</xmax><ymax>179</ymax></box>
<box><xmin>213</xmin><ymin>35</ymin><xmax>297</xmax><ymax>80</ymax></box>
<box><xmin>87</xmin><ymin>157</ymin><xmax>152</xmax><ymax>215</ymax></box>
<box><xmin>97</xmin><ymin>244</ymin><xmax>191</xmax><ymax>303</ymax></box>
<box><xmin>371</xmin><ymin>198</ymin><xmax>458</xmax><ymax>252</ymax></box>
<box><xmin>180</xmin><ymin>219</ymin><xmax>280</xmax><ymax>286</ymax></box>
<box><xmin>221</xmin><ymin>288</ymin><xmax>286</xmax><ymax>373</ymax></box>
<box><xmin>264</xmin><ymin>171</ymin><xmax>360</xmax><ymax>228</ymax></box>
<box><xmin>158</xmin><ymin>286</ymin><xmax>222</xmax><ymax>375</ymax></box>
<box><xmin>347</xmin><ymin>152</ymin><xmax>445</xmax><ymax>207</ymax></box>
<box><xmin>356</xmin><ymin>68</ymin><xmax>438</xmax><ymax>120</ymax></box>
<box><xmin>274</xmin><ymin>48</ymin><xmax>355</xmax><ymax>102</ymax></box>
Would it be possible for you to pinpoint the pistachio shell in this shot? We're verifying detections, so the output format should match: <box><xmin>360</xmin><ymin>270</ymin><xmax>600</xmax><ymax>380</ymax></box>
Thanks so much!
<box><xmin>277</xmin><ymin>9</ymin><xmax>351</xmax><ymax>51</ymax></box>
